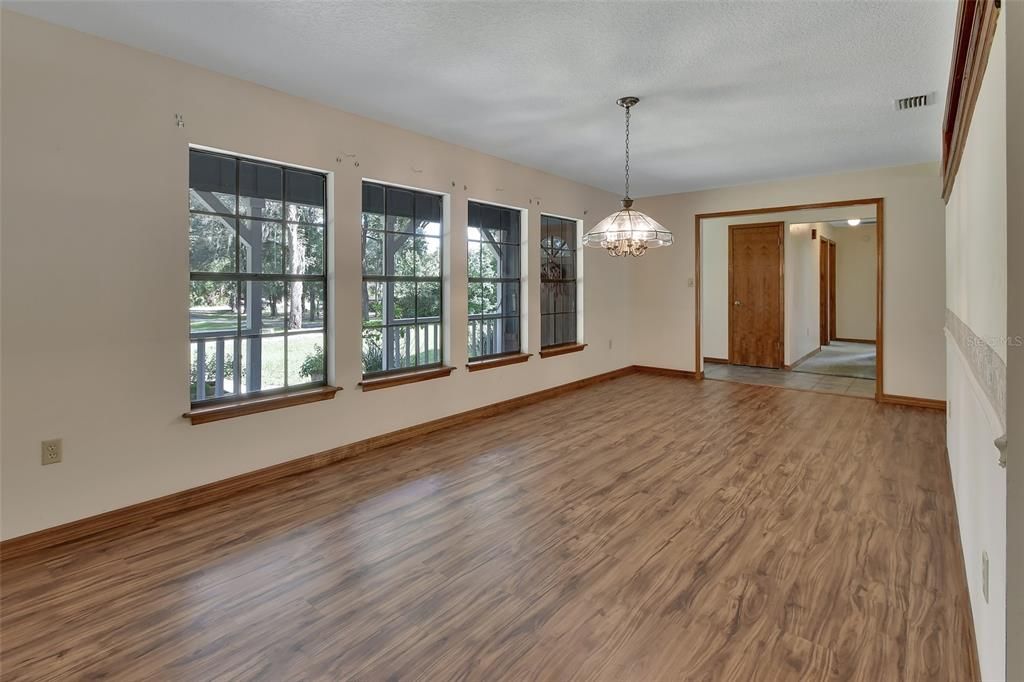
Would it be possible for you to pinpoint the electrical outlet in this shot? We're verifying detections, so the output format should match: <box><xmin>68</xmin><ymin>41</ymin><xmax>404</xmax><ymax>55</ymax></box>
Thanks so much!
<box><xmin>982</xmin><ymin>551</ymin><xmax>989</xmax><ymax>603</ymax></box>
<box><xmin>608</xmin><ymin>339</ymin><xmax>613</xmax><ymax>350</ymax></box>
<box><xmin>41</xmin><ymin>439</ymin><xmax>62</xmax><ymax>466</ymax></box>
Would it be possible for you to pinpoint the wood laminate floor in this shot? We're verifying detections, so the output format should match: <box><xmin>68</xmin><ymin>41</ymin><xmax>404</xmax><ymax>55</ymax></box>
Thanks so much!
<box><xmin>0</xmin><ymin>374</ymin><xmax>975</xmax><ymax>681</ymax></box>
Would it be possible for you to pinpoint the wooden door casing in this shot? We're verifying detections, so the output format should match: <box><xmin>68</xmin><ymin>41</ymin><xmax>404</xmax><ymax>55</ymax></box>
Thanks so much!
<box><xmin>819</xmin><ymin>237</ymin><xmax>831</xmax><ymax>346</ymax></box>
<box><xmin>728</xmin><ymin>222</ymin><xmax>784</xmax><ymax>368</ymax></box>
<box><xmin>828</xmin><ymin>240</ymin><xmax>837</xmax><ymax>341</ymax></box>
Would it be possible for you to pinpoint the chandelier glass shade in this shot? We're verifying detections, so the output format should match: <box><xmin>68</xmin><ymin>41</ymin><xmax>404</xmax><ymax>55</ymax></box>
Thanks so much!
<box><xmin>584</xmin><ymin>96</ymin><xmax>673</xmax><ymax>257</ymax></box>
<box><xmin>583</xmin><ymin>198</ymin><xmax>673</xmax><ymax>256</ymax></box>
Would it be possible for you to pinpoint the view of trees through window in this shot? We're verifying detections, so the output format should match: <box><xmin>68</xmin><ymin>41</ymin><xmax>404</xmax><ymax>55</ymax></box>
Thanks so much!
<box><xmin>540</xmin><ymin>215</ymin><xmax>578</xmax><ymax>347</ymax></box>
<box><xmin>361</xmin><ymin>182</ymin><xmax>444</xmax><ymax>375</ymax></box>
<box><xmin>188</xmin><ymin>149</ymin><xmax>327</xmax><ymax>404</ymax></box>
<box><xmin>468</xmin><ymin>201</ymin><xmax>521</xmax><ymax>360</ymax></box>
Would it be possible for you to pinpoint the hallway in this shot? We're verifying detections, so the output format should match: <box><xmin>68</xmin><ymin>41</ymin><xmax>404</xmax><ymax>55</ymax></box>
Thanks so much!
<box><xmin>793</xmin><ymin>341</ymin><xmax>876</xmax><ymax>381</ymax></box>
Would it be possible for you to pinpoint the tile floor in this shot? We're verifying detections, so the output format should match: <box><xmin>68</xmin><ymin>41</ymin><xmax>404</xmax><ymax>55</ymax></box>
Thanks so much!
<box><xmin>790</xmin><ymin>341</ymin><xmax>876</xmax><ymax>381</ymax></box>
<box><xmin>703</xmin><ymin>362</ymin><xmax>876</xmax><ymax>398</ymax></box>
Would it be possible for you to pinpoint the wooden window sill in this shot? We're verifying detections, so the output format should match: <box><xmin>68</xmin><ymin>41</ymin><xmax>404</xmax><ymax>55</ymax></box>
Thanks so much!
<box><xmin>184</xmin><ymin>386</ymin><xmax>341</xmax><ymax>425</ymax></box>
<box><xmin>466</xmin><ymin>353</ymin><xmax>532</xmax><ymax>372</ymax></box>
<box><xmin>539</xmin><ymin>343</ymin><xmax>587</xmax><ymax>359</ymax></box>
<box><xmin>359</xmin><ymin>366</ymin><xmax>455</xmax><ymax>391</ymax></box>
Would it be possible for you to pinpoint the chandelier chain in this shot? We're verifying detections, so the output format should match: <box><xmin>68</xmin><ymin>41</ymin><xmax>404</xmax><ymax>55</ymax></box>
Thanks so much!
<box><xmin>624</xmin><ymin>104</ymin><xmax>631</xmax><ymax>199</ymax></box>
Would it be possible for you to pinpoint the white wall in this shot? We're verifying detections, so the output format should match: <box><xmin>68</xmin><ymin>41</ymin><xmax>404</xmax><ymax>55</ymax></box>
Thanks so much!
<box><xmin>632</xmin><ymin>162</ymin><xmax>945</xmax><ymax>400</ymax></box>
<box><xmin>700</xmin><ymin>217</ymin><xmax>731</xmax><ymax>361</ymax></box>
<box><xmin>0</xmin><ymin>12</ymin><xmax>634</xmax><ymax>540</ymax></box>
<box><xmin>788</xmin><ymin>222</ymin><xmax>826</xmax><ymax>363</ymax></box>
<box><xmin>944</xmin><ymin>16</ymin><xmax>1007</xmax><ymax>682</ymax></box>
<box><xmin>700</xmin><ymin>206</ymin><xmax>874</xmax><ymax>365</ymax></box>
<box><xmin>832</xmin><ymin>225</ymin><xmax>877</xmax><ymax>341</ymax></box>
<box><xmin>1003</xmin><ymin>2</ymin><xmax>1022</xmax><ymax>678</ymax></box>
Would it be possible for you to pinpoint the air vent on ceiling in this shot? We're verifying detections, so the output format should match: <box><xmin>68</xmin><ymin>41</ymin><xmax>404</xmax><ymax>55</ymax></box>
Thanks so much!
<box><xmin>894</xmin><ymin>93</ymin><xmax>934</xmax><ymax>111</ymax></box>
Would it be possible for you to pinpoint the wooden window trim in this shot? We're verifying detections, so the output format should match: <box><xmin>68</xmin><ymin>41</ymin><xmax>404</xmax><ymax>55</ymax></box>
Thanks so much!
<box><xmin>184</xmin><ymin>385</ymin><xmax>341</xmax><ymax>425</ymax></box>
<box><xmin>466</xmin><ymin>352</ymin><xmax>531</xmax><ymax>372</ymax></box>
<box><xmin>359</xmin><ymin>365</ymin><xmax>455</xmax><ymax>391</ymax></box>
<box><xmin>539</xmin><ymin>343</ymin><xmax>587</xmax><ymax>359</ymax></box>
<box><xmin>941</xmin><ymin>0</ymin><xmax>1001</xmax><ymax>202</ymax></box>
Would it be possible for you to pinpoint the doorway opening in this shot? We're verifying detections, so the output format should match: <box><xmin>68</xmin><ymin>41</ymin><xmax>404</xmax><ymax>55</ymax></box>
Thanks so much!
<box><xmin>696</xmin><ymin>199</ymin><xmax>882</xmax><ymax>400</ymax></box>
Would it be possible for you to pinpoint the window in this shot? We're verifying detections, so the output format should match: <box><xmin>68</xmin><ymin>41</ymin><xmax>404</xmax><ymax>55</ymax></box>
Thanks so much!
<box><xmin>540</xmin><ymin>215</ymin><xmax>578</xmax><ymax>348</ymax></box>
<box><xmin>188</xmin><ymin>149</ymin><xmax>327</xmax><ymax>405</ymax></box>
<box><xmin>361</xmin><ymin>182</ymin><xmax>444</xmax><ymax>376</ymax></box>
<box><xmin>467</xmin><ymin>201</ymin><xmax>522</xmax><ymax>360</ymax></box>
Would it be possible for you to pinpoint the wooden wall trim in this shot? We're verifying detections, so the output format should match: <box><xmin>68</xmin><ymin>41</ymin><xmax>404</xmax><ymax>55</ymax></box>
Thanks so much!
<box><xmin>879</xmin><ymin>393</ymin><xmax>947</xmax><ymax>411</ymax></box>
<box><xmin>632</xmin><ymin>365</ymin><xmax>699</xmax><ymax>379</ymax></box>
<box><xmin>940</xmin><ymin>444</ymin><xmax>985</xmax><ymax>681</ymax></box>
<box><xmin>0</xmin><ymin>366</ymin><xmax>633</xmax><ymax>560</ymax></box>
<box><xmin>784</xmin><ymin>347</ymin><xmax>821</xmax><ymax>371</ymax></box>
<box><xmin>694</xmin><ymin>212</ymin><xmax>703</xmax><ymax>378</ymax></box>
<box><xmin>942</xmin><ymin>0</ymin><xmax>1002</xmax><ymax>202</ymax></box>
<box><xmin>875</xmin><ymin>198</ymin><xmax>885</xmax><ymax>403</ymax></box>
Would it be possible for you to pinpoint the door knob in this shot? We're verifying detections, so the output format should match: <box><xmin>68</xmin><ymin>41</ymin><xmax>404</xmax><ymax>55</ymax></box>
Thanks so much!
<box><xmin>734</xmin><ymin>300</ymin><xmax>741</xmax><ymax>306</ymax></box>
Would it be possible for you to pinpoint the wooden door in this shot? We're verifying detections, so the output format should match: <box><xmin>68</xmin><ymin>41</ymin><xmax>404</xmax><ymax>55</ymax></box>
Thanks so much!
<box><xmin>828</xmin><ymin>240</ymin><xmax>837</xmax><ymax>341</ymax></box>
<box><xmin>819</xmin><ymin>238</ymin><xmax>830</xmax><ymax>346</ymax></box>
<box><xmin>729</xmin><ymin>222</ymin><xmax>784</xmax><ymax>368</ymax></box>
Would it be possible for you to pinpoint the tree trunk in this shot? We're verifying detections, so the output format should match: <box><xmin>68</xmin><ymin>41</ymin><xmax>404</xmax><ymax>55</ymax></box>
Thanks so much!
<box><xmin>288</xmin><ymin>224</ymin><xmax>306</xmax><ymax>329</ymax></box>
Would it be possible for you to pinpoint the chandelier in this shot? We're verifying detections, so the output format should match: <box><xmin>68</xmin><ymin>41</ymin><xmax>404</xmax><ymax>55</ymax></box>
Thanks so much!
<box><xmin>583</xmin><ymin>97</ymin><xmax>673</xmax><ymax>257</ymax></box>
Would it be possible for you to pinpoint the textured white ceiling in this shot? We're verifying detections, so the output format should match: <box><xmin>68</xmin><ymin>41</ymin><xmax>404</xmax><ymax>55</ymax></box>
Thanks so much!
<box><xmin>9</xmin><ymin>1</ymin><xmax>956</xmax><ymax>196</ymax></box>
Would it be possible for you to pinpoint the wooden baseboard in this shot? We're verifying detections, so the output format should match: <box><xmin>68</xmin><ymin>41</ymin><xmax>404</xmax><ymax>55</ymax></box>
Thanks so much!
<box><xmin>632</xmin><ymin>365</ymin><xmax>699</xmax><ymax>379</ymax></box>
<box><xmin>879</xmin><ymin>393</ymin><xmax>946</xmax><ymax>411</ymax></box>
<box><xmin>835</xmin><ymin>337</ymin><xmax>876</xmax><ymax>344</ymax></box>
<box><xmin>784</xmin><ymin>347</ymin><xmax>821</xmax><ymax>371</ymax></box>
<box><xmin>0</xmin><ymin>366</ymin><xmax>637</xmax><ymax>560</ymax></box>
<box><xmin>703</xmin><ymin>356</ymin><xmax>729</xmax><ymax>365</ymax></box>
<box><xmin>940</xmin><ymin>447</ymin><xmax>984</xmax><ymax>682</ymax></box>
